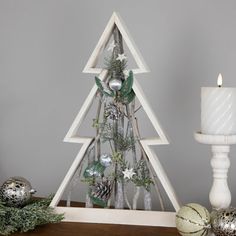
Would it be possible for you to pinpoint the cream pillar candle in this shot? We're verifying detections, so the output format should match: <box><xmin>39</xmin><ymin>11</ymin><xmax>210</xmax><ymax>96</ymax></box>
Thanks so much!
<box><xmin>201</xmin><ymin>74</ymin><xmax>236</xmax><ymax>135</ymax></box>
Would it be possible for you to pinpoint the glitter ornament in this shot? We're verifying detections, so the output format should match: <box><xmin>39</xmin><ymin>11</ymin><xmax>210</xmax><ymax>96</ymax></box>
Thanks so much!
<box><xmin>211</xmin><ymin>207</ymin><xmax>236</xmax><ymax>236</ymax></box>
<box><xmin>100</xmin><ymin>154</ymin><xmax>112</xmax><ymax>167</ymax></box>
<box><xmin>109</xmin><ymin>79</ymin><xmax>122</xmax><ymax>91</ymax></box>
<box><xmin>176</xmin><ymin>203</ymin><xmax>211</xmax><ymax>236</ymax></box>
<box><xmin>0</xmin><ymin>176</ymin><xmax>36</xmax><ymax>207</ymax></box>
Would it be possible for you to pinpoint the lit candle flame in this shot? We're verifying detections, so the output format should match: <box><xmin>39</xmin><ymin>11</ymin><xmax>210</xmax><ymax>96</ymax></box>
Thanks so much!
<box><xmin>217</xmin><ymin>73</ymin><xmax>223</xmax><ymax>87</ymax></box>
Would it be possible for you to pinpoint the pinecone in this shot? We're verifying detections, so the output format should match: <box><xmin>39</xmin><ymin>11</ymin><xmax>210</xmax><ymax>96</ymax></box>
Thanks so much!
<box><xmin>90</xmin><ymin>179</ymin><xmax>113</xmax><ymax>207</ymax></box>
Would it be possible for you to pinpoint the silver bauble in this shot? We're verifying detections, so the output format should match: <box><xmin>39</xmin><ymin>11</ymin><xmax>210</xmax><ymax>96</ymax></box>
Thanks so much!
<box><xmin>211</xmin><ymin>208</ymin><xmax>236</xmax><ymax>236</ymax></box>
<box><xmin>100</xmin><ymin>154</ymin><xmax>112</xmax><ymax>167</ymax></box>
<box><xmin>83</xmin><ymin>161</ymin><xmax>105</xmax><ymax>178</ymax></box>
<box><xmin>0</xmin><ymin>176</ymin><xmax>36</xmax><ymax>207</ymax></box>
<box><xmin>109</xmin><ymin>79</ymin><xmax>122</xmax><ymax>91</ymax></box>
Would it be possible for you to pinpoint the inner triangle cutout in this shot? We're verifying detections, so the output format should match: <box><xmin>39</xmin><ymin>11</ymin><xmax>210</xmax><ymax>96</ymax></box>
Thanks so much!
<box><xmin>83</xmin><ymin>12</ymin><xmax>149</xmax><ymax>74</ymax></box>
<box><xmin>50</xmin><ymin>12</ymin><xmax>181</xmax><ymax>227</ymax></box>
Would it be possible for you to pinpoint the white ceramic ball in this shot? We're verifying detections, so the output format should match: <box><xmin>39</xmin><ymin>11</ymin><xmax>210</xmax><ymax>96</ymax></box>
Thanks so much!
<box><xmin>176</xmin><ymin>203</ymin><xmax>211</xmax><ymax>236</ymax></box>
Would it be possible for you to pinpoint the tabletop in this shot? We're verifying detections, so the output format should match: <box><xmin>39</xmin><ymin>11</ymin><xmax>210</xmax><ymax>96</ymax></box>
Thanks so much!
<box><xmin>12</xmin><ymin>222</ymin><xmax>179</xmax><ymax>236</ymax></box>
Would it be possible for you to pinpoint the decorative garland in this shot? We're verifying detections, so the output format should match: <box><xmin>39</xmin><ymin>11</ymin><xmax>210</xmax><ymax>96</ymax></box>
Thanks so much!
<box><xmin>0</xmin><ymin>196</ymin><xmax>64</xmax><ymax>235</ymax></box>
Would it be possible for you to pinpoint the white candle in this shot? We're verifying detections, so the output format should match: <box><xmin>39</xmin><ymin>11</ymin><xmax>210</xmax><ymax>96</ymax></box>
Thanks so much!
<box><xmin>201</xmin><ymin>74</ymin><xmax>236</xmax><ymax>135</ymax></box>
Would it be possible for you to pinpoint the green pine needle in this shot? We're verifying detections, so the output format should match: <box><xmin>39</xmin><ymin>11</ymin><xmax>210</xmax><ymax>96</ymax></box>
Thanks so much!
<box><xmin>0</xmin><ymin>196</ymin><xmax>64</xmax><ymax>235</ymax></box>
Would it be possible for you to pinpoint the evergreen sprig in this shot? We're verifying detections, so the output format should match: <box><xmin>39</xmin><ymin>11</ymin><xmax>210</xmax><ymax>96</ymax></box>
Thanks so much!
<box><xmin>132</xmin><ymin>160</ymin><xmax>153</xmax><ymax>191</ymax></box>
<box><xmin>99</xmin><ymin>122</ymin><xmax>135</xmax><ymax>152</ymax></box>
<box><xmin>0</xmin><ymin>196</ymin><xmax>64</xmax><ymax>235</ymax></box>
<box><xmin>104</xmin><ymin>55</ymin><xmax>127</xmax><ymax>79</ymax></box>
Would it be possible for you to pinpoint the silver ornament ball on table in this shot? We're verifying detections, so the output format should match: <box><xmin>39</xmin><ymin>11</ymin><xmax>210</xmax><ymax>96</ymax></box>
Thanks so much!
<box><xmin>0</xmin><ymin>176</ymin><xmax>36</xmax><ymax>207</ymax></box>
<box><xmin>211</xmin><ymin>207</ymin><xmax>236</xmax><ymax>236</ymax></box>
<box><xmin>109</xmin><ymin>78</ymin><xmax>122</xmax><ymax>91</ymax></box>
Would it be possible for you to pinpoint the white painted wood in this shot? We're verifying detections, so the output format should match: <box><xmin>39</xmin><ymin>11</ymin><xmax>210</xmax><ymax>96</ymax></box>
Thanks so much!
<box><xmin>50</xmin><ymin>138</ymin><xmax>93</xmax><ymax>207</ymax></box>
<box><xmin>194</xmin><ymin>132</ymin><xmax>236</xmax><ymax>210</ymax></box>
<box><xmin>83</xmin><ymin>12</ymin><xmax>149</xmax><ymax>74</ymax></box>
<box><xmin>133</xmin><ymin>79</ymin><xmax>169</xmax><ymax>144</ymax></box>
<box><xmin>141</xmin><ymin>139</ymin><xmax>181</xmax><ymax>211</ymax></box>
<box><xmin>210</xmin><ymin>145</ymin><xmax>231</xmax><ymax>209</ymax></box>
<box><xmin>52</xmin><ymin>12</ymin><xmax>180</xmax><ymax>226</ymax></box>
<box><xmin>195</xmin><ymin>132</ymin><xmax>236</xmax><ymax>145</ymax></box>
<box><xmin>53</xmin><ymin>206</ymin><xmax>176</xmax><ymax>227</ymax></box>
<box><xmin>113</xmin><ymin>12</ymin><xmax>150</xmax><ymax>74</ymax></box>
<box><xmin>64</xmin><ymin>69</ymin><xmax>108</xmax><ymax>143</ymax></box>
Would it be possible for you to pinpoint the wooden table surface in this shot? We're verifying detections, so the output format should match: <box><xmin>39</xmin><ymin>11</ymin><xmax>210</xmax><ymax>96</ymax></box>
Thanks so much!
<box><xmin>12</xmin><ymin>222</ymin><xmax>179</xmax><ymax>236</ymax></box>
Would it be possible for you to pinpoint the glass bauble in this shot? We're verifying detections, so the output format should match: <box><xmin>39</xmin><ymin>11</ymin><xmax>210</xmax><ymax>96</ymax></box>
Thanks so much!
<box><xmin>0</xmin><ymin>176</ymin><xmax>36</xmax><ymax>207</ymax></box>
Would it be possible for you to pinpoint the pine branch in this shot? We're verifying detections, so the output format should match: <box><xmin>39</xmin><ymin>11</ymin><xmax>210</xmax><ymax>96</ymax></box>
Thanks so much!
<box><xmin>104</xmin><ymin>56</ymin><xmax>127</xmax><ymax>79</ymax></box>
<box><xmin>0</xmin><ymin>196</ymin><xmax>64</xmax><ymax>235</ymax></box>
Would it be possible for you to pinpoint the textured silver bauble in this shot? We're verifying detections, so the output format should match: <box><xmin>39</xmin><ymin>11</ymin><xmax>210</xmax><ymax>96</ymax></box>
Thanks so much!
<box><xmin>211</xmin><ymin>208</ymin><xmax>236</xmax><ymax>236</ymax></box>
<box><xmin>100</xmin><ymin>154</ymin><xmax>112</xmax><ymax>167</ymax></box>
<box><xmin>0</xmin><ymin>176</ymin><xmax>36</xmax><ymax>207</ymax></box>
<box><xmin>109</xmin><ymin>79</ymin><xmax>122</xmax><ymax>91</ymax></box>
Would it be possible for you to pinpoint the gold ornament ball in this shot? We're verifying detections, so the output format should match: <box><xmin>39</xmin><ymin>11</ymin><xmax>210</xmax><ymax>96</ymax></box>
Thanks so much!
<box><xmin>176</xmin><ymin>203</ymin><xmax>211</xmax><ymax>236</ymax></box>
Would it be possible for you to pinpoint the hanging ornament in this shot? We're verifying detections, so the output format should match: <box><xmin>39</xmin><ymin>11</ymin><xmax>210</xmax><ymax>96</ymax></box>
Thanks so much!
<box><xmin>83</xmin><ymin>161</ymin><xmax>106</xmax><ymax>178</ymax></box>
<box><xmin>89</xmin><ymin>178</ymin><xmax>113</xmax><ymax>207</ymax></box>
<box><xmin>109</xmin><ymin>78</ymin><xmax>122</xmax><ymax>91</ymax></box>
<box><xmin>176</xmin><ymin>203</ymin><xmax>211</xmax><ymax>236</ymax></box>
<box><xmin>211</xmin><ymin>207</ymin><xmax>236</xmax><ymax>236</ymax></box>
<box><xmin>0</xmin><ymin>176</ymin><xmax>36</xmax><ymax>207</ymax></box>
<box><xmin>100</xmin><ymin>154</ymin><xmax>112</xmax><ymax>167</ymax></box>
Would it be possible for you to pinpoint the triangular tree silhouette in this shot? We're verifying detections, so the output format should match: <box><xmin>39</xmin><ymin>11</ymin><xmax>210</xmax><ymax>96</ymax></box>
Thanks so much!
<box><xmin>50</xmin><ymin>12</ymin><xmax>181</xmax><ymax>227</ymax></box>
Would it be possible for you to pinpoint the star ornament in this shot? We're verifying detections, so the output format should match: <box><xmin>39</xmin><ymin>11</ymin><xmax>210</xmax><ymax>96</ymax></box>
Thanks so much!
<box><xmin>122</xmin><ymin>168</ymin><xmax>136</xmax><ymax>179</ymax></box>
<box><xmin>107</xmin><ymin>40</ymin><xmax>116</xmax><ymax>52</ymax></box>
<box><xmin>116</xmin><ymin>53</ymin><xmax>127</xmax><ymax>62</ymax></box>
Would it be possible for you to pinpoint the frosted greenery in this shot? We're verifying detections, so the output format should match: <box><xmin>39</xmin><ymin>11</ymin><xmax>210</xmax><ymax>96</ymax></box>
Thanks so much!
<box><xmin>0</xmin><ymin>196</ymin><xmax>64</xmax><ymax>235</ymax></box>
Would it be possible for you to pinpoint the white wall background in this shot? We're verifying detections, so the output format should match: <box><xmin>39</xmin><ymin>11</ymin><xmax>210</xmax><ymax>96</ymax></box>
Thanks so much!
<box><xmin>1</xmin><ymin>0</ymin><xmax>236</xmax><ymax>210</ymax></box>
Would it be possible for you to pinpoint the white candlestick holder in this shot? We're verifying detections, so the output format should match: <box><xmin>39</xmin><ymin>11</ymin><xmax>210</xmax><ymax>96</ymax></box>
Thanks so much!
<box><xmin>194</xmin><ymin>132</ymin><xmax>236</xmax><ymax>210</ymax></box>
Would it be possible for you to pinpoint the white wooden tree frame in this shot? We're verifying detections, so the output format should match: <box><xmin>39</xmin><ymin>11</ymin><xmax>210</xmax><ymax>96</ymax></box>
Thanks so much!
<box><xmin>50</xmin><ymin>12</ymin><xmax>181</xmax><ymax>227</ymax></box>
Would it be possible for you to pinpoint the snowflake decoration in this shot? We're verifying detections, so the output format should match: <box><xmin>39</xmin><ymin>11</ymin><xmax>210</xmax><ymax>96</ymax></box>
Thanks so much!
<box><xmin>122</xmin><ymin>168</ymin><xmax>136</xmax><ymax>179</ymax></box>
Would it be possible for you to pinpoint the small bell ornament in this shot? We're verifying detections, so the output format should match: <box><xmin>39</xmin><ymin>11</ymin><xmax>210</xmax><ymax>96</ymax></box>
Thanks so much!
<box><xmin>0</xmin><ymin>176</ymin><xmax>36</xmax><ymax>207</ymax></box>
<box><xmin>109</xmin><ymin>78</ymin><xmax>122</xmax><ymax>91</ymax></box>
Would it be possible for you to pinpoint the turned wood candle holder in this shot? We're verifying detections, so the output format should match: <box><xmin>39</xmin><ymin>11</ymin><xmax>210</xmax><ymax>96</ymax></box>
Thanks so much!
<box><xmin>194</xmin><ymin>132</ymin><xmax>236</xmax><ymax>210</ymax></box>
